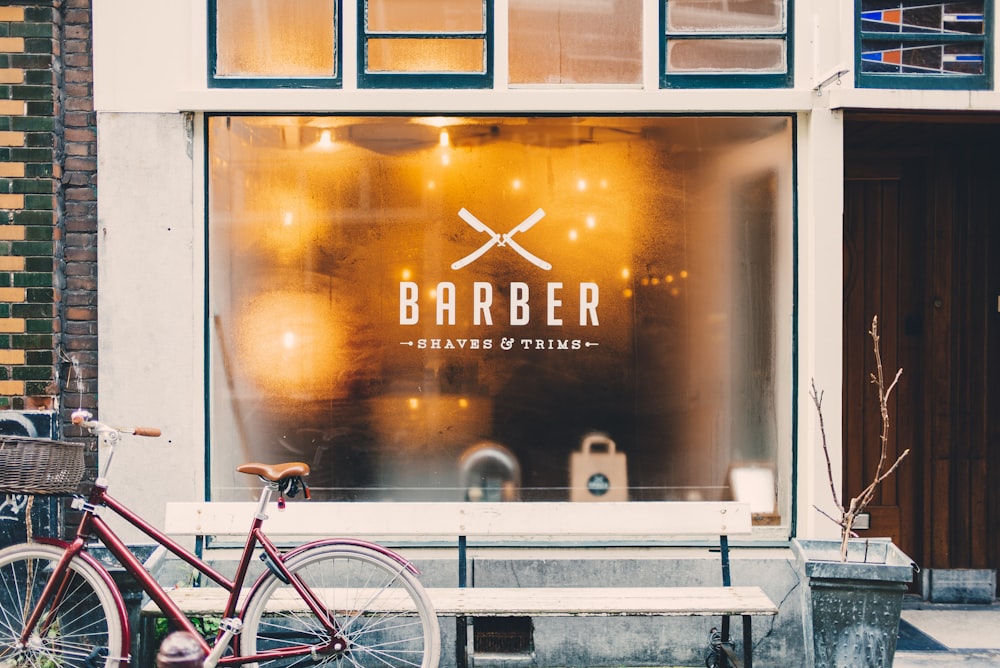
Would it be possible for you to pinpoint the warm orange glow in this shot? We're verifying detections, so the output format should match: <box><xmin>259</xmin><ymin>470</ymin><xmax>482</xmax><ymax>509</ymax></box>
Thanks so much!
<box><xmin>315</xmin><ymin>129</ymin><xmax>334</xmax><ymax>150</ymax></box>
<box><xmin>234</xmin><ymin>289</ymin><xmax>342</xmax><ymax>399</ymax></box>
<box><xmin>408</xmin><ymin>397</ymin><xmax>420</xmax><ymax>410</ymax></box>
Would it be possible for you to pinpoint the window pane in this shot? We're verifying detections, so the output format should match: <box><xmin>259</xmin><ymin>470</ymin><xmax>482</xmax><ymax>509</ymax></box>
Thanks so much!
<box><xmin>367</xmin><ymin>38</ymin><xmax>485</xmax><ymax>73</ymax></box>
<box><xmin>368</xmin><ymin>0</ymin><xmax>484</xmax><ymax>32</ymax></box>
<box><xmin>509</xmin><ymin>0</ymin><xmax>642</xmax><ymax>84</ymax></box>
<box><xmin>861</xmin><ymin>40</ymin><xmax>985</xmax><ymax>74</ymax></box>
<box><xmin>667</xmin><ymin>0</ymin><xmax>784</xmax><ymax>32</ymax></box>
<box><xmin>208</xmin><ymin>116</ymin><xmax>792</xmax><ymax>510</ymax></box>
<box><xmin>860</xmin><ymin>1</ymin><xmax>984</xmax><ymax>35</ymax></box>
<box><xmin>215</xmin><ymin>0</ymin><xmax>335</xmax><ymax>77</ymax></box>
<box><xmin>667</xmin><ymin>39</ymin><xmax>785</xmax><ymax>72</ymax></box>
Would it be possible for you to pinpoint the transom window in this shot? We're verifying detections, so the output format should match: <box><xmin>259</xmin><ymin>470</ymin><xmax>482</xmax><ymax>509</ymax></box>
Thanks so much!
<box><xmin>208</xmin><ymin>0</ymin><xmax>792</xmax><ymax>89</ymax></box>
<box><xmin>210</xmin><ymin>0</ymin><xmax>342</xmax><ymax>88</ymax></box>
<box><xmin>857</xmin><ymin>1</ymin><xmax>991</xmax><ymax>89</ymax></box>
<box><xmin>661</xmin><ymin>0</ymin><xmax>793</xmax><ymax>88</ymax></box>
<box><xmin>359</xmin><ymin>0</ymin><xmax>492</xmax><ymax>88</ymax></box>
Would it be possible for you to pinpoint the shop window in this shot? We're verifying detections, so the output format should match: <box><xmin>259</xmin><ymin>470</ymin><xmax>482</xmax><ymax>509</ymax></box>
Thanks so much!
<box><xmin>857</xmin><ymin>1</ymin><xmax>991</xmax><ymax>89</ymax></box>
<box><xmin>209</xmin><ymin>0</ymin><xmax>341</xmax><ymax>87</ymax></box>
<box><xmin>359</xmin><ymin>0</ymin><xmax>492</xmax><ymax>88</ymax></box>
<box><xmin>508</xmin><ymin>0</ymin><xmax>642</xmax><ymax>85</ymax></box>
<box><xmin>207</xmin><ymin>115</ymin><xmax>793</xmax><ymax>515</ymax></box>
<box><xmin>661</xmin><ymin>0</ymin><xmax>792</xmax><ymax>88</ymax></box>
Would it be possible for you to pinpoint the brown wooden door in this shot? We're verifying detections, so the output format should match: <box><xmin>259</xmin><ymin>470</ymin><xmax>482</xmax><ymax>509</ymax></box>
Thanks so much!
<box><xmin>844</xmin><ymin>115</ymin><xmax>1000</xmax><ymax>576</ymax></box>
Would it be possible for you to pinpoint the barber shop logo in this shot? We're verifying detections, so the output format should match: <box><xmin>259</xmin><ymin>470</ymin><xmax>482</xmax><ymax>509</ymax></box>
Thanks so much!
<box><xmin>587</xmin><ymin>473</ymin><xmax>611</xmax><ymax>496</ymax></box>
<box><xmin>452</xmin><ymin>208</ymin><xmax>552</xmax><ymax>271</ymax></box>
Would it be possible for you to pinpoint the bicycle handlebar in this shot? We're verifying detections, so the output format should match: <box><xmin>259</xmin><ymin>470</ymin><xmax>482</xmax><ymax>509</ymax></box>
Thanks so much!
<box><xmin>71</xmin><ymin>409</ymin><xmax>162</xmax><ymax>438</ymax></box>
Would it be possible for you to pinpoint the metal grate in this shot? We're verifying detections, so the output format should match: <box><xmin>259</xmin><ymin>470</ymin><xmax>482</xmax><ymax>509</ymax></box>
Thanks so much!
<box><xmin>473</xmin><ymin>616</ymin><xmax>532</xmax><ymax>654</ymax></box>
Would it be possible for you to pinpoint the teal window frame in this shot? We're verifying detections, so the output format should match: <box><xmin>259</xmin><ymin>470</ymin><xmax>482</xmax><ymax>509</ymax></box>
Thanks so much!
<box><xmin>208</xmin><ymin>0</ymin><xmax>343</xmax><ymax>89</ymax></box>
<box><xmin>856</xmin><ymin>1</ymin><xmax>993</xmax><ymax>90</ymax></box>
<box><xmin>358</xmin><ymin>0</ymin><xmax>493</xmax><ymax>89</ymax></box>
<box><xmin>660</xmin><ymin>0</ymin><xmax>793</xmax><ymax>89</ymax></box>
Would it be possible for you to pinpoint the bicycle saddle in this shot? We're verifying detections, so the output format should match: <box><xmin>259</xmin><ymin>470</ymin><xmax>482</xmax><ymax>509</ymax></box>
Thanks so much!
<box><xmin>237</xmin><ymin>461</ymin><xmax>310</xmax><ymax>482</ymax></box>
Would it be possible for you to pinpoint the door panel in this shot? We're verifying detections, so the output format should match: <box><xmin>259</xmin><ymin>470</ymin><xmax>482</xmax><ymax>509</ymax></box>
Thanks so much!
<box><xmin>844</xmin><ymin>116</ymin><xmax>1000</xmax><ymax>575</ymax></box>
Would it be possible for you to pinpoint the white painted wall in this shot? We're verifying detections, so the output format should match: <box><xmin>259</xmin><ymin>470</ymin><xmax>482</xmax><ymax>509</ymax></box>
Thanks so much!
<box><xmin>95</xmin><ymin>112</ymin><xmax>203</xmax><ymax>541</ymax></box>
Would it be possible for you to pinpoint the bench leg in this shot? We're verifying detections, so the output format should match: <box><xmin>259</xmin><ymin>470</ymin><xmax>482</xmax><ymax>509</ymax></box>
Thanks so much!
<box><xmin>742</xmin><ymin>615</ymin><xmax>753</xmax><ymax>668</ymax></box>
<box><xmin>457</xmin><ymin>615</ymin><xmax>468</xmax><ymax>668</ymax></box>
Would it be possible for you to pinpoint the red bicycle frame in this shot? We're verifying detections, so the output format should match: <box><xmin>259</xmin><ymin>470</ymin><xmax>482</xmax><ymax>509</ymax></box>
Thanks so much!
<box><xmin>21</xmin><ymin>479</ymin><xmax>416</xmax><ymax>665</ymax></box>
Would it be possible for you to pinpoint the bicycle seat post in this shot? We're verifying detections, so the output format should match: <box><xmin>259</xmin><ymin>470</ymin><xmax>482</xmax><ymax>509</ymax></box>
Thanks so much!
<box><xmin>254</xmin><ymin>479</ymin><xmax>279</xmax><ymax>520</ymax></box>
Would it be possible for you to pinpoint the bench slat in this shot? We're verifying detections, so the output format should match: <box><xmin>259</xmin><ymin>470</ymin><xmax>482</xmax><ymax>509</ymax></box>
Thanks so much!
<box><xmin>429</xmin><ymin>586</ymin><xmax>778</xmax><ymax>617</ymax></box>
<box><xmin>164</xmin><ymin>501</ymin><xmax>753</xmax><ymax>540</ymax></box>
<box><xmin>142</xmin><ymin>585</ymin><xmax>777</xmax><ymax>618</ymax></box>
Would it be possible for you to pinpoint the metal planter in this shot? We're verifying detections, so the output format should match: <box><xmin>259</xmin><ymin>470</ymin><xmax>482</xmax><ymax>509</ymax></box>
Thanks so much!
<box><xmin>793</xmin><ymin>538</ymin><xmax>917</xmax><ymax>668</ymax></box>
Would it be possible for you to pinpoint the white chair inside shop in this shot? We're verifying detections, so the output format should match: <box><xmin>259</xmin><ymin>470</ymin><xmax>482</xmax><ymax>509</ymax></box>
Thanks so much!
<box><xmin>459</xmin><ymin>441</ymin><xmax>520</xmax><ymax>502</ymax></box>
<box><xmin>727</xmin><ymin>462</ymin><xmax>779</xmax><ymax>525</ymax></box>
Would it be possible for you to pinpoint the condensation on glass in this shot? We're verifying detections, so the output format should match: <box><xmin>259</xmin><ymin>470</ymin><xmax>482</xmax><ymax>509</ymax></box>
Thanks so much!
<box><xmin>508</xmin><ymin>0</ymin><xmax>642</xmax><ymax>85</ymax></box>
<box><xmin>667</xmin><ymin>39</ymin><xmax>786</xmax><ymax>73</ymax></box>
<box><xmin>859</xmin><ymin>1</ymin><xmax>986</xmax><ymax>75</ymax></box>
<box><xmin>664</xmin><ymin>0</ymin><xmax>787</xmax><ymax>75</ymax></box>
<box><xmin>207</xmin><ymin>116</ymin><xmax>793</xmax><ymax>515</ymax></box>
<box><xmin>215</xmin><ymin>0</ymin><xmax>336</xmax><ymax>78</ymax></box>
<box><xmin>367</xmin><ymin>39</ymin><xmax>485</xmax><ymax>73</ymax></box>
<box><xmin>364</xmin><ymin>0</ymin><xmax>486</xmax><ymax>74</ymax></box>
<box><xmin>367</xmin><ymin>0</ymin><xmax>484</xmax><ymax>32</ymax></box>
<box><xmin>666</xmin><ymin>0</ymin><xmax>784</xmax><ymax>32</ymax></box>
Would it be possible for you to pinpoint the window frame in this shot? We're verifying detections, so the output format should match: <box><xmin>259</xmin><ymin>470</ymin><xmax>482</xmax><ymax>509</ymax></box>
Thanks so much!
<box><xmin>855</xmin><ymin>1</ymin><xmax>993</xmax><ymax>90</ymax></box>
<box><xmin>207</xmin><ymin>0</ymin><xmax>344</xmax><ymax>89</ymax></box>
<box><xmin>659</xmin><ymin>0</ymin><xmax>794</xmax><ymax>89</ymax></box>
<box><xmin>357</xmin><ymin>0</ymin><xmax>494</xmax><ymax>89</ymax></box>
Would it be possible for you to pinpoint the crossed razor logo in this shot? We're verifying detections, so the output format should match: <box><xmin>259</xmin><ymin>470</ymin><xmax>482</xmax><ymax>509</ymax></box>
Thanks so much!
<box><xmin>451</xmin><ymin>207</ymin><xmax>552</xmax><ymax>271</ymax></box>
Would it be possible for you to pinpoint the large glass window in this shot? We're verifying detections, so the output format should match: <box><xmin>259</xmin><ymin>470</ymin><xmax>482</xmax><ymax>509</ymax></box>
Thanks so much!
<box><xmin>210</xmin><ymin>0</ymin><xmax>341</xmax><ymax>87</ymax></box>
<box><xmin>208</xmin><ymin>116</ymin><xmax>793</xmax><ymax>515</ymax></box>
<box><xmin>661</xmin><ymin>0</ymin><xmax>792</xmax><ymax>87</ymax></box>
<box><xmin>857</xmin><ymin>1</ymin><xmax>991</xmax><ymax>89</ymax></box>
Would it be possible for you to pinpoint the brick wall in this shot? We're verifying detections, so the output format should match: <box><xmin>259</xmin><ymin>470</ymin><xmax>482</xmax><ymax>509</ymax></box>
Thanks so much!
<box><xmin>0</xmin><ymin>0</ymin><xmax>96</xmax><ymax>439</ymax></box>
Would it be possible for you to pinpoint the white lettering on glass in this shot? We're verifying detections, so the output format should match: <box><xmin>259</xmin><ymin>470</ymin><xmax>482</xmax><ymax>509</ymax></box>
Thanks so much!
<box><xmin>399</xmin><ymin>281</ymin><xmax>599</xmax><ymax>327</ymax></box>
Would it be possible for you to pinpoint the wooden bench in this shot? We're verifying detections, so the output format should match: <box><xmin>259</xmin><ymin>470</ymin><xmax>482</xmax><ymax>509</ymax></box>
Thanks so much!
<box><xmin>144</xmin><ymin>500</ymin><xmax>777</xmax><ymax>667</ymax></box>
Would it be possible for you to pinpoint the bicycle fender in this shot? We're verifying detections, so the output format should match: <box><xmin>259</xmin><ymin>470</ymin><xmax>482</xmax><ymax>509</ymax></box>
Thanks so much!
<box><xmin>281</xmin><ymin>538</ymin><xmax>422</xmax><ymax>575</ymax></box>
<box><xmin>240</xmin><ymin>538</ymin><xmax>424</xmax><ymax>621</ymax></box>
<box><xmin>33</xmin><ymin>537</ymin><xmax>134</xmax><ymax>664</ymax></box>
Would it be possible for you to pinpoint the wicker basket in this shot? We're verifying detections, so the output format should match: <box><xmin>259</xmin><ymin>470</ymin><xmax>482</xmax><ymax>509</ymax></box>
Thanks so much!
<box><xmin>0</xmin><ymin>435</ymin><xmax>86</xmax><ymax>495</ymax></box>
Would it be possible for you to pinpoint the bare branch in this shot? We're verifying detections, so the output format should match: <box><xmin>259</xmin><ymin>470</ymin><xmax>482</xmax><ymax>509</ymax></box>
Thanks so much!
<box><xmin>810</xmin><ymin>379</ymin><xmax>844</xmax><ymax>517</ymax></box>
<box><xmin>811</xmin><ymin>314</ymin><xmax>907</xmax><ymax>561</ymax></box>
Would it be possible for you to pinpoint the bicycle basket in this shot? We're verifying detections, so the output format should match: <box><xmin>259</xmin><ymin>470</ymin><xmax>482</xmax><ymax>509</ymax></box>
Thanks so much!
<box><xmin>0</xmin><ymin>435</ymin><xmax>86</xmax><ymax>495</ymax></box>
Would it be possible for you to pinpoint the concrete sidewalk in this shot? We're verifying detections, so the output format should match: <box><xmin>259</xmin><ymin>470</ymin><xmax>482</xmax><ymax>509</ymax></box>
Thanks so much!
<box><xmin>894</xmin><ymin>602</ymin><xmax>1000</xmax><ymax>667</ymax></box>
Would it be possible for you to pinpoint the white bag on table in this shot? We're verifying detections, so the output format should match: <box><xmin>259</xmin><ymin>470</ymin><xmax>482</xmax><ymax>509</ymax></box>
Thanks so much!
<box><xmin>569</xmin><ymin>432</ymin><xmax>628</xmax><ymax>502</ymax></box>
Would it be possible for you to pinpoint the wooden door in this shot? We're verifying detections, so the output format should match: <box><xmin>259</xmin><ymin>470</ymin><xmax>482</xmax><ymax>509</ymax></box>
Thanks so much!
<box><xmin>844</xmin><ymin>115</ymin><xmax>1000</xmax><ymax>575</ymax></box>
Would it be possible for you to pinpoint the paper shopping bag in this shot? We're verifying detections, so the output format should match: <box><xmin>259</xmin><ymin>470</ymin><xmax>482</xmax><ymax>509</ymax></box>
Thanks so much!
<box><xmin>569</xmin><ymin>432</ymin><xmax>628</xmax><ymax>502</ymax></box>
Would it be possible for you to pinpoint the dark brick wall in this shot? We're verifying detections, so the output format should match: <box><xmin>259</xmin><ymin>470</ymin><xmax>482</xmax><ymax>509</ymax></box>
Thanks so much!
<box><xmin>1</xmin><ymin>0</ymin><xmax>97</xmax><ymax>519</ymax></box>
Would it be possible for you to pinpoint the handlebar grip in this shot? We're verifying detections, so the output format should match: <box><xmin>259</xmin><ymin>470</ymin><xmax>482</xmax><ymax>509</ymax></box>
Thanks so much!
<box><xmin>133</xmin><ymin>427</ymin><xmax>162</xmax><ymax>437</ymax></box>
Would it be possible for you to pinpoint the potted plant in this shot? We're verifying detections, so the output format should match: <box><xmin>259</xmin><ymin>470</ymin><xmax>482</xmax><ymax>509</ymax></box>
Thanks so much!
<box><xmin>793</xmin><ymin>315</ymin><xmax>918</xmax><ymax>668</ymax></box>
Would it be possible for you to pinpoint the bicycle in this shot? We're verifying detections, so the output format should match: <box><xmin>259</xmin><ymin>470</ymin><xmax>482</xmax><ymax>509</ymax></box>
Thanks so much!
<box><xmin>0</xmin><ymin>409</ymin><xmax>441</xmax><ymax>667</ymax></box>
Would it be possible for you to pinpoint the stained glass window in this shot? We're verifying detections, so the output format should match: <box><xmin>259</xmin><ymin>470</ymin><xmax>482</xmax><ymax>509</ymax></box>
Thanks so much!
<box><xmin>858</xmin><ymin>1</ymin><xmax>991</xmax><ymax>88</ymax></box>
<box><xmin>661</xmin><ymin>0</ymin><xmax>792</xmax><ymax>88</ymax></box>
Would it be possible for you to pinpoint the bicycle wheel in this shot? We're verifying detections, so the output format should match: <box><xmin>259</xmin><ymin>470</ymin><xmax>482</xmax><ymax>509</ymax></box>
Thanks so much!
<box><xmin>0</xmin><ymin>542</ymin><xmax>124</xmax><ymax>667</ymax></box>
<box><xmin>240</xmin><ymin>543</ymin><xmax>440</xmax><ymax>668</ymax></box>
